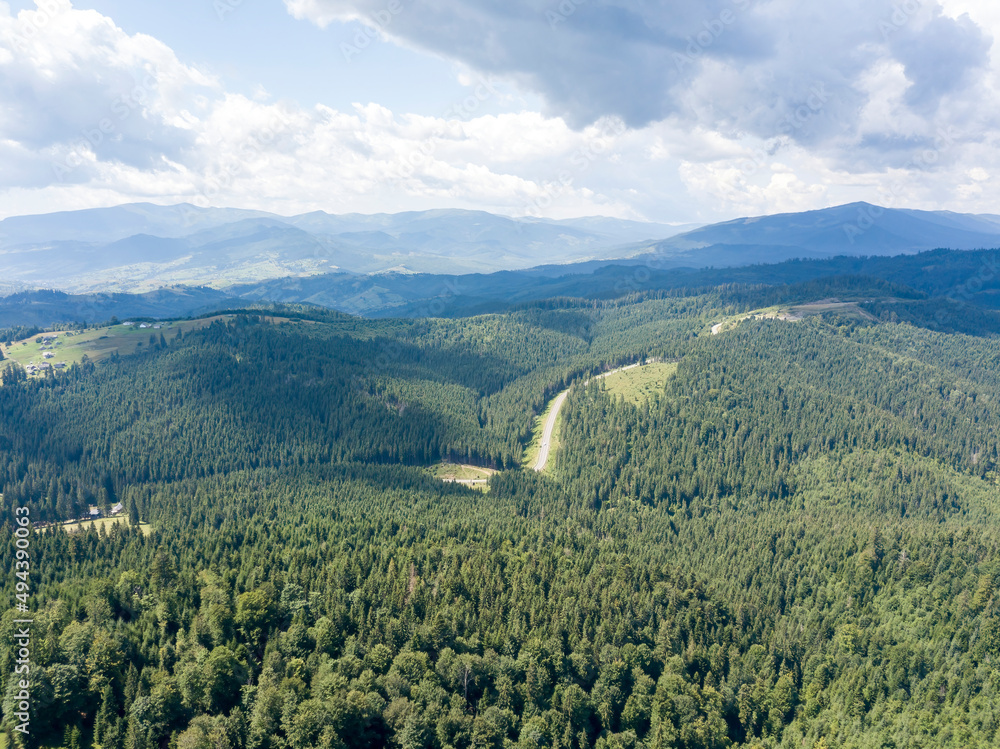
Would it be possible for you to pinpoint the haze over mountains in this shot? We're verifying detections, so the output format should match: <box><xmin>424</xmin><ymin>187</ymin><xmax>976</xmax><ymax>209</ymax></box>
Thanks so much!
<box><xmin>0</xmin><ymin>203</ymin><xmax>692</xmax><ymax>293</ymax></box>
<box><xmin>650</xmin><ymin>202</ymin><xmax>1000</xmax><ymax>267</ymax></box>
<box><xmin>2</xmin><ymin>202</ymin><xmax>1000</xmax><ymax>306</ymax></box>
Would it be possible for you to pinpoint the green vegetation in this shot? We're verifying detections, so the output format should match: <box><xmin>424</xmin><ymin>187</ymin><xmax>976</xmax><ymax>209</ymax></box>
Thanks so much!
<box><xmin>38</xmin><ymin>517</ymin><xmax>153</xmax><ymax>537</ymax></box>
<box><xmin>522</xmin><ymin>390</ymin><xmax>566</xmax><ymax>473</ymax></box>
<box><xmin>1</xmin><ymin>280</ymin><xmax>1000</xmax><ymax>748</ymax></box>
<box><xmin>0</xmin><ymin>316</ymin><xmax>233</xmax><ymax>376</ymax></box>
<box><xmin>427</xmin><ymin>463</ymin><xmax>496</xmax><ymax>482</ymax></box>
<box><xmin>597</xmin><ymin>361</ymin><xmax>678</xmax><ymax>406</ymax></box>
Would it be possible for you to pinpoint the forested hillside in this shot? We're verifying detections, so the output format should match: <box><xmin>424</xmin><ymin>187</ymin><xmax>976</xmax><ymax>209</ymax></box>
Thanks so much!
<box><xmin>1</xmin><ymin>291</ymin><xmax>999</xmax><ymax>748</ymax></box>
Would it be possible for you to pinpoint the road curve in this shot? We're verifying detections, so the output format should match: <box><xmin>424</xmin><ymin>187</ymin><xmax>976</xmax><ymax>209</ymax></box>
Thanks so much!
<box><xmin>533</xmin><ymin>390</ymin><xmax>568</xmax><ymax>472</ymax></box>
<box><xmin>531</xmin><ymin>362</ymin><xmax>649</xmax><ymax>472</ymax></box>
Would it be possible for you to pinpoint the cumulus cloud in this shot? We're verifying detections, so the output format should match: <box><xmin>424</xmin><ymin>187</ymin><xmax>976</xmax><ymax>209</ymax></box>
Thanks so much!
<box><xmin>285</xmin><ymin>0</ymin><xmax>991</xmax><ymax>141</ymax></box>
<box><xmin>282</xmin><ymin>0</ymin><xmax>1000</xmax><ymax>215</ymax></box>
<box><xmin>0</xmin><ymin>0</ymin><xmax>217</xmax><ymax>188</ymax></box>
<box><xmin>2</xmin><ymin>0</ymin><xmax>1000</xmax><ymax>226</ymax></box>
<box><xmin>0</xmin><ymin>1</ymin><xmax>643</xmax><ymax>220</ymax></box>
<box><xmin>286</xmin><ymin>0</ymin><xmax>777</xmax><ymax>129</ymax></box>
<box><xmin>887</xmin><ymin>9</ymin><xmax>992</xmax><ymax>113</ymax></box>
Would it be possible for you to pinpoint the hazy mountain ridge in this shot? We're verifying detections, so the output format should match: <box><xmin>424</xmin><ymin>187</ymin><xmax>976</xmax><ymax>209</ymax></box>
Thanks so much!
<box><xmin>0</xmin><ymin>204</ymin><xmax>690</xmax><ymax>292</ymax></box>
<box><xmin>647</xmin><ymin>202</ymin><xmax>1000</xmax><ymax>266</ymax></box>
<box><xmin>6</xmin><ymin>247</ymin><xmax>1000</xmax><ymax>334</ymax></box>
<box><xmin>4</xmin><ymin>201</ymin><xmax>1000</xmax><ymax>308</ymax></box>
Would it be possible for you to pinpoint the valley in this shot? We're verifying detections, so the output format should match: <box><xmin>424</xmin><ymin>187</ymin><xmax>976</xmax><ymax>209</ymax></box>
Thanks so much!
<box><xmin>5</xmin><ymin>275</ymin><xmax>999</xmax><ymax>747</ymax></box>
<box><xmin>3</xmin><ymin>228</ymin><xmax>1000</xmax><ymax>749</ymax></box>
<box><xmin>6</xmin><ymin>0</ymin><xmax>1000</xmax><ymax>745</ymax></box>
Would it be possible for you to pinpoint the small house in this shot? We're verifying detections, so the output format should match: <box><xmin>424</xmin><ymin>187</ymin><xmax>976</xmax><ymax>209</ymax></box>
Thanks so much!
<box><xmin>111</xmin><ymin>503</ymin><xmax>124</xmax><ymax>515</ymax></box>
<box><xmin>88</xmin><ymin>506</ymin><xmax>100</xmax><ymax>518</ymax></box>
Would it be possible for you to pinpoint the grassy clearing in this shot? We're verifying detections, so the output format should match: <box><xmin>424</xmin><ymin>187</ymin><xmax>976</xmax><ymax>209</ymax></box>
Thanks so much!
<box><xmin>542</xmin><ymin>405</ymin><xmax>565</xmax><ymax>476</ymax></box>
<box><xmin>788</xmin><ymin>300</ymin><xmax>877</xmax><ymax>320</ymax></box>
<box><xmin>524</xmin><ymin>361</ymin><xmax>679</xmax><ymax>471</ymax></box>
<box><xmin>426</xmin><ymin>462</ymin><xmax>495</xmax><ymax>493</ymax></box>
<box><xmin>39</xmin><ymin>517</ymin><xmax>152</xmax><ymax>536</ymax></box>
<box><xmin>428</xmin><ymin>462</ymin><xmax>496</xmax><ymax>481</ymax></box>
<box><xmin>708</xmin><ymin>300</ymin><xmax>876</xmax><ymax>337</ymax></box>
<box><xmin>599</xmin><ymin>361</ymin><xmax>678</xmax><ymax>406</ymax></box>
<box><xmin>0</xmin><ymin>315</ymin><xmax>234</xmax><ymax>376</ymax></box>
<box><xmin>708</xmin><ymin>306</ymin><xmax>788</xmax><ymax>336</ymax></box>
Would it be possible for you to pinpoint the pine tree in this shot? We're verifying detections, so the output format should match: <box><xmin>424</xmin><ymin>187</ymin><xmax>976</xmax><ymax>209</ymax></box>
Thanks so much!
<box><xmin>127</xmin><ymin>495</ymin><xmax>141</xmax><ymax>525</ymax></box>
<box><xmin>2</xmin><ymin>362</ymin><xmax>26</xmax><ymax>385</ymax></box>
<box><xmin>95</xmin><ymin>684</ymin><xmax>118</xmax><ymax>745</ymax></box>
<box><xmin>124</xmin><ymin>664</ymin><xmax>139</xmax><ymax>707</ymax></box>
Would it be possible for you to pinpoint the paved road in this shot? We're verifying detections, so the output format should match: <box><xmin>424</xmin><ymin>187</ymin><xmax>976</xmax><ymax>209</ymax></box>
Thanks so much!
<box><xmin>533</xmin><ymin>390</ymin><xmax>568</xmax><ymax>472</ymax></box>
<box><xmin>532</xmin><ymin>362</ymin><xmax>644</xmax><ymax>472</ymax></box>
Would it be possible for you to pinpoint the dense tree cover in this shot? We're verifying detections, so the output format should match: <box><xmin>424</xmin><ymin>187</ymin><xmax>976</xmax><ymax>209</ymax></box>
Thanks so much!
<box><xmin>554</xmin><ymin>317</ymin><xmax>1000</xmax><ymax>746</ymax></box>
<box><xmin>0</xmin><ymin>300</ymin><xmax>706</xmax><ymax>525</ymax></box>
<box><xmin>279</xmin><ymin>248</ymin><xmax>1000</xmax><ymax>322</ymax></box>
<box><xmin>0</xmin><ymin>310</ymin><xmax>583</xmax><ymax>520</ymax></box>
<box><xmin>0</xmin><ymin>326</ymin><xmax>46</xmax><ymax>345</ymax></box>
<box><xmin>7</xmin><ymin>247</ymin><xmax>999</xmax><ymax>327</ymax></box>
<box><xmin>1</xmin><ymin>296</ymin><xmax>999</xmax><ymax>748</ymax></box>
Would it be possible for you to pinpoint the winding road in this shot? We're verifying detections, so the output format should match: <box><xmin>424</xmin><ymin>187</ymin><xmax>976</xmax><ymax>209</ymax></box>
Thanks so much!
<box><xmin>532</xmin><ymin>362</ymin><xmax>645</xmax><ymax>472</ymax></box>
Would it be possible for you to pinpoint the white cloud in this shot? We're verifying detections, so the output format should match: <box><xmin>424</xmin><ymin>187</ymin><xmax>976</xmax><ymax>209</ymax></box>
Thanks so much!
<box><xmin>270</xmin><ymin>0</ymin><xmax>1000</xmax><ymax>221</ymax></box>
<box><xmin>2</xmin><ymin>0</ymin><xmax>1000</xmax><ymax>227</ymax></box>
<box><xmin>284</xmin><ymin>0</ymin><xmax>991</xmax><ymax>144</ymax></box>
<box><xmin>0</xmin><ymin>2</ymin><xmax>645</xmax><ymax>220</ymax></box>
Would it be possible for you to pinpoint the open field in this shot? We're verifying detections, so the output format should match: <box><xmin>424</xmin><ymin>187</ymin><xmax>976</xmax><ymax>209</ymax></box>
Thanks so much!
<box><xmin>427</xmin><ymin>462</ymin><xmax>495</xmax><ymax>492</ymax></box>
<box><xmin>788</xmin><ymin>300</ymin><xmax>878</xmax><ymax>320</ymax></box>
<box><xmin>598</xmin><ymin>361</ymin><xmax>678</xmax><ymax>405</ymax></box>
<box><xmin>429</xmin><ymin>462</ymin><xmax>497</xmax><ymax>482</ymax></box>
<box><xmin>0</xmin><ymin>315</ymin><xmax>235</xmax><ymax>376</ymax></box>
<box><xmin>39</xmin><ymin>516</ymin><xmax>153</xmax><ymax>536</ymax></box>
<box><xmin>709</xmin><ymin>306</ymin><xmax>797</xmax><ymax>335</ymax></box>
<box><xmin>710</xmin><ymin>299</ymin><xmax>881</xmax><ymax>336</ymax></box>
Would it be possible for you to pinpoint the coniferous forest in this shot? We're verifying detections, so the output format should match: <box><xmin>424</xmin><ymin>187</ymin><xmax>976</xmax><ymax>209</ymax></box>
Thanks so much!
<box><xmin>2</xmin><ymin>285</ymin><xmax>1000</xmax><ymax>749</ymax></box>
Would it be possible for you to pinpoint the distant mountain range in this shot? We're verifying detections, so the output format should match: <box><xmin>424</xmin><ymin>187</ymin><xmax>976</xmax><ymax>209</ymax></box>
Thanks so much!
<box><xmin>646</xmin><ymin>202</ymin><xmax>1000</xmax><ymax>267</ymax></box>
<box><xmin>5</xmin><ymin>247</ymin><xmax>1000</xmax><ymax>334</ymax></box>
<box><xmin>0</xmin><ymin>203</ymin><xmax>693</xmax><ymax>293</ymax></box>
<box><xmin>2</xmin><ymin>201</ymin><xmax>1000</xmax><ymax>319</ymax></box>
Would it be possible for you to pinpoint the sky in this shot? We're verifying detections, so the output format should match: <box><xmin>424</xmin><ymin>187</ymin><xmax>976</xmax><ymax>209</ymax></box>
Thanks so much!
<box><xmin>0</xmin><ymin>0</ymin><xmax>997</xmax><ymax>223</ymax></box>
